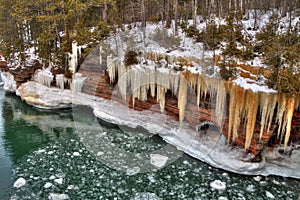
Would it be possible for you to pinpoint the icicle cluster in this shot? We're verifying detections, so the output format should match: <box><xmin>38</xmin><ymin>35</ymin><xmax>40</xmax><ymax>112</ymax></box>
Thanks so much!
<box><xmin>56</xmin><ymin>74</ymin><xmax>65</xmax><ymax>90</ymax></box>
<box><xmin>72</xmin><ymin>73</ymin><xmax>85</xmax><ymax>93</ymax></box>
<box><xmin>107</xmin><ymin>54</ymin><xmax>297</xmax><ymax>150</ymax></box>
<box><xmin>227</xmin><ymin>84</ymin><xmax>296</xmax><ymax>150</ymax></box>
<box><xmin>35</xmin><ymin>69</ymin><xmax>54</xmax><ymax>87</ymax></box>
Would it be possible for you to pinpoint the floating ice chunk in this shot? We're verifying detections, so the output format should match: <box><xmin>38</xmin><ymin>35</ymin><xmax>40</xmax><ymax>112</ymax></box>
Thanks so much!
<box><xmin>218</xmin><ymin>197</ymin><xmax>228</xmax><ymax>200</ymax></box>
<box><xmin>48</xmin><ymin>193</ymin><xmax>70</xmax><ymax>200</ymax></box>
<box><xmin>44</xmin><ymin>182</ymin><xmax>53</xmax><ymax>189</ymax></box>
<box><xmin>37</xmin><ymin>149</ymin><xmax>46</xmax><ymax>154</ymax></box>
<box><xmin>97</xmin><ymin>151</ymin><xmax>104</xmax><ymax>156</ymax></box>
<box><xmin>49</xmin><ymin>175</ymin><xmax>56</xmax><ymax>180</ymax></box>
<box><xmin>73</xmin><ymin>152</ymin><xmax>81</xmax><ymax>156</ymax></box>
<box><xmin>54</xmin><ymin>178</ymin><xmax>63</xmax><ymax>185</ymax></box>
<box><xmin>246</xmin><ymin>184</ymin><xmax>255</xmax><ymax>192</ymax></box>
<box><xmin>253</xmin><ymin>176</ymin><xmax>262</xmax><ymax>181</ymax></box>
<box><xmin>126</xmin><ymin>167</ymin><xmax>140</xmax><ymax>176</ymax></box>
<box><xmin>13</xmin><ymin>178</ymin><xmax>26</xmax><ymax>188</ymax></box>
<box><xmin>150</xmin><ymin>154</ymin><xmax>168</xmax><ymax>168</ymax></box>
<box><xmin>131</xmin><ymin>192</ymin><xmax>161</xmax><ymax>200</ymax></box>
<box><xmin>210</xmin><ymin>180</ymin><xmax>226</xmax><ymax>190</ymax></box>
<box><xmin>67</xmin><ymin>185</ymin><xmax>75</xmax><ymax>190</ymax></box>
<box><xmin>266</xmin><ymin>191</ymin><xmax>275</xmax><ymax>199</ymax></box>
<box><xmin>48</xmin><ymin>151</ymin><xmax>54</xmax><ymax>155</ymax></box>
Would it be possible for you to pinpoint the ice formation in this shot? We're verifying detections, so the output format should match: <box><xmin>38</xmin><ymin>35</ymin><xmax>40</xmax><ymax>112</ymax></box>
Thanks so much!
<box><xmin>13</xmin><ymin>177</ymin><xmax>26</xmax><ymax>188</ymax></box>
<box><xmin>1</xmin><ymin>71</ymin><xmax>17</xmax><ymax>92</ymax></box>
<box><xmin>56</xmin><ymin>74</ymin><xmax>65</xmax><ymax>90</ymax></box>
<box><xmin>106</xmin><ymin>54</ymin><xmax>297</xmax><ymax>150</ymax></box>
<box><xmin>35</xmin><ymin>69</ymin><xmax>54</xmax><ymax>87</ymax></box>
<box><xmin>71</xmin><ymin>73</ymin><xmax>85</xmax><ymax>93</ymax></box>
<box><xmin>210</xmin><ymin>180</ymin><xmax>226</xmax><ymax>190</ymax></box>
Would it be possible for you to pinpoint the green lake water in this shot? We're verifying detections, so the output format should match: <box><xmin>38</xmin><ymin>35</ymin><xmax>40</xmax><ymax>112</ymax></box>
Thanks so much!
<box><xmin>0</xmin><ymin>90</ymin><xmax>299</xmax><ymax>199</ymax></box>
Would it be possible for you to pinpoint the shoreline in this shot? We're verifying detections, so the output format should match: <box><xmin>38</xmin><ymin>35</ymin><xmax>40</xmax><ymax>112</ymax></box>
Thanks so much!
<box><xmin>14</xmin><ymin>81</ymin><xmax>300</xmax><ymax>179</ymax></box>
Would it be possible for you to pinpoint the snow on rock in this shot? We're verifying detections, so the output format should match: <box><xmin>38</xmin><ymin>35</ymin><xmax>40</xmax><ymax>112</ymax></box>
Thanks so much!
<box><xmin>44</xmin><ymin>182</ymin><xmax>53</xmax><ymax>189</ymax></box>
<box><xmin>13</xmin><ymin>178</ymin><xmax>26</xmax><ymax>188</ymax></box>
<box><xmin>150</xmin><ymin>154</ymin><xmax>168</xmax><ymax>168</ymax></box>
<box><xmin>16</xmin><ymin>81</ymin><xmax>73</xmax><ymax>109</ymax></box>
<box><xmin>48</xmin><ymin>193</ymin><xmax>70</xmax><ymax>200</ymax></box>
<box><xmin>210</xmin><ymin>180</ymin><xmax>226</xmax><ymax>190</ymax></box>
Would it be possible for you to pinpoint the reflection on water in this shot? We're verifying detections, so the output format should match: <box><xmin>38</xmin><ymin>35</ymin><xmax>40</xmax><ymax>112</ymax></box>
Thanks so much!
<box><xmin>0</xmin><ymin>91</ymin><xmax>299</xmax><ymax>200</ymax></box>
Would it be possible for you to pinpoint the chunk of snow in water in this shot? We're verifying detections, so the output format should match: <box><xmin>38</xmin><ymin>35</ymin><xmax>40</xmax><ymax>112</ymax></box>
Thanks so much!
<box><xmin>73</xmin><ymin>152</ymin><xmax>81</xmax><ymax>156</ymax></box>
<box><xmin>13</xmin><ymin>178</ymin><xmax>26</xmax><ymax>188</ymax></box>
<box><xmin>37</xmin><ymin>149</ymin><xmax>46</xmax><ymax>154</ymax></box>
<box><xmin>130</xmin><ymin>192</ymin><xmax>161</xmax><ymax>200</ymax></box>
<box><xmin>48</xmin><ymin>193</ymin><xmax>70</xmax><ymax>200</ymax></box>
<box><xmin>49</xmin><ymin>175</ymin><xmax>56</xmax><ymax>180</ymax></box>
<box><xmin>218</xmin><ymin>197</ymin><xmax>228</xmax><ymax>200</ymax></box>
<box><xmin>44</xmin><ymin>182</ymin><xmax>53</xmax><ymax>189</ymax></box>
<box><xmin>48</xmin><ymin>151</ymin><xmax>54</xmax><ymax>155</ymax></box>
<box><xmin>54</xmin><ymin>178</ymin><xmax>63</xmax><ymax>185</ymax></box>
<box><xmin>67</xmin><ymin>185</ymin><xmax>75</xmax><ymax>190</ymax></box>
<box><xmin>253</xmin><ymin>176</ymin><xmax>262</xmax><ymax>182</ymax></box>
<box><xmin>266</xmin><ymin>191</ymin><xmax>275</xmax><ymax>199</ymax></box>
<box><xmin>150</xmin><ymin>154</ymin><xmax>168</xmax><ymax>168</ymax></box>
<box><xmin>97</xmin><ymin>151</ymin><xmax>104</xmax><ymax>156</ymax></box>
<box><xmin>210</xmin><ymin>180</ymin><xmax>226</xmax><ymax>190</ymax></box>
<box><xmin>246</xmin><ymin>184</ymin><xmax>255</xmax><ymax>192</ymax></box>
<box><xmin>126</xmin><ymin>167</ymin><xmax>140</xmax><ymax>176</ymax></box>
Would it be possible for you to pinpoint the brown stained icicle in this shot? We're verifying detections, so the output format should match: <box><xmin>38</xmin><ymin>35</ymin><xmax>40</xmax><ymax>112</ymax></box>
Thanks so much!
<box><xmin>178</xmin><ymin>74</ymin><xmax>188</xmax><ymax>125</ymax></box>
<box><xmin>276</xmin><ymin>94</ymin><xmax>287</xmax><ymax>140</ymax></box>
<box><xmin>228</xmin><ymin>84</ymin><xmax>246</xmax><ymax>142</ymax></box>
<box><xmin>284</xmin><ymin>97</ymin><xmax>296</xmax><ymax>149</ymax></box>
<box><xmin>245</xmin><ymin>91</ymin><xmax>259</xmax><ymax>150</ymax></box>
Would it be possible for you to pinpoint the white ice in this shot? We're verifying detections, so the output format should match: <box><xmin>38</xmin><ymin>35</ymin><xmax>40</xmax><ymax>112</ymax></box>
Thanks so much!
<box><xmin>13</xmin><ymin>177</ymin><xmax>26</xmax><ymax>188</ymax></box>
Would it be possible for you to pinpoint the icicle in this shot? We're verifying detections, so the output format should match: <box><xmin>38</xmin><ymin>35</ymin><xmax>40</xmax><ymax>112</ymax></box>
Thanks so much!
<box><xmin>117</xmin><ymin>62</ymin><xmax>127</xmax><ymax>100</ymax></box>
<box><xmin>107</xmin><ymin>55</ymin><xmax>117</xmax><ymax>83</ymax></box>
<box><xmin>265</xmin><ymin>94</ymin><xmax>278</xmax><ymax>134</ymax></box>
<box><xmin>72</xmin><ymin>73</ymin><xmax>84</xmax><ymax>93</ymax></box>
<box><xmin>244</xmin><ymin>91</ymin><xmax>259</xmax><ymax>150</ymax></box>
<box><xmin>276</xmin><ymin>94</ymin><xmax>287</xmax><ymax>139</ymax></box>
<box><xmin>283</xmin><ymin>96</ymin><xmax>296</xmax><ymax>149</ymax></box>
<box><xmin>215</xmin><ymin>81</ymin><xmax>226</xmax><ymax>127</ymax></box>
<box><xmin>178</xmin><ymin>74</ymin><xmax>188</xmax><ymax>125</ymax></box>
<box><xmin>56</xmin><ymin>74</ymin><xmax>64</xmax><ymax>90</ymax></box>
<box><xmin>150</xmin><ymin>68</ymin><xmax>156</xmax><ymax>97</ymax></box>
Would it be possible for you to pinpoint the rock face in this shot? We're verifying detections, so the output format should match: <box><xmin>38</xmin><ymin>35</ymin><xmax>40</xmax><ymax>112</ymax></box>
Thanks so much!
<box><xmin>78</xmin><ymin>60</ymin><xmax>300</xmax><ymax>160</ymax></box>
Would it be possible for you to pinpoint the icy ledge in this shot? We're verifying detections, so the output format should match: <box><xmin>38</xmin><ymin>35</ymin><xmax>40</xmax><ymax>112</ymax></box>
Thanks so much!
<box><xmin>16</xmin><ymin>81</ymin><xmax>300</xmax><ymax>179</ymax></box>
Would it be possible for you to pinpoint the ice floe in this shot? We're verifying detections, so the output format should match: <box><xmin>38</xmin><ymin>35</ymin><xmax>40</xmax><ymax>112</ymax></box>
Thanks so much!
<box><xmin>13</xmin><ymin>178</ymin><xmax>26</xmax><ymax>188</ymax></box>
<box><xmin>150</xmin><ymin>154</ymin><xmax>168</xmax><ymax>168</ymax></box>
<box><xmin>210</xmin><ymin>180</ymin><xmax>226</xmax><ymax>190</ymax></box>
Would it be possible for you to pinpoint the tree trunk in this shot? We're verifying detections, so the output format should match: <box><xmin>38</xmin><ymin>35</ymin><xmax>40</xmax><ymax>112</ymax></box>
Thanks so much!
<box><xmin>103</xmin><ymin>3</ymin><xmax>108</xmax><ymax>23</ymax></box>
<box><xmin>281</xmin><ymin>0</ymin><xmax>289</xmax><ymax>17</ymax></box>
<box><xmin>166</xmin><ymin>0</ymin><xmax>172</xmax><ymax>28</ymax></box>
<box><xmin>174</xmin><ymin>0</ymin><xmax>178</xmax><ymax>35</ymax></box>
<box><xmin>193</xmin><ymin>0</ymin><xmax>197</xmax><ymax>26</ymax></box>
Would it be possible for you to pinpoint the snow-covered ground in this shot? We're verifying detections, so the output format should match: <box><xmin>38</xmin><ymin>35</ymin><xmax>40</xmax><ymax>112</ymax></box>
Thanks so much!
<box><xmin>15</xmin><ymin>81</ymin><xmax>300</xmax><ymax>179</ymax></box>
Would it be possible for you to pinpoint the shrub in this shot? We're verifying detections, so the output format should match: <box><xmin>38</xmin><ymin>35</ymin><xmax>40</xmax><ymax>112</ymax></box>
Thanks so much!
<box><xmin>124</xmin><ymin>50</ymin><xmax>138</xmax><ymax>67</ymax></box>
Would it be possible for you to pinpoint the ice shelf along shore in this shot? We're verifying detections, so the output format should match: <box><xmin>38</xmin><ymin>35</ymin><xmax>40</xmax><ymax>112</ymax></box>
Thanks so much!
<box><xmin>106</xmin><ymin>54</ymin><xmax>299</xmax><ymax>151</ymax></box>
